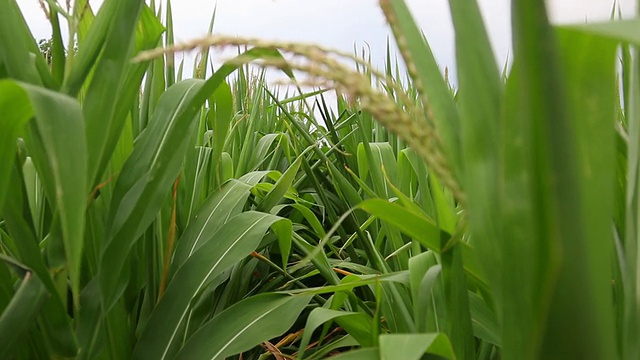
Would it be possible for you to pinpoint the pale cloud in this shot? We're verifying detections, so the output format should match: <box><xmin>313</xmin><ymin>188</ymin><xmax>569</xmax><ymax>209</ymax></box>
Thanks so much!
<box><xmin>16</xmin><ymin>0</ymin><xmax>638</xmax><ymax>78</ymax></box>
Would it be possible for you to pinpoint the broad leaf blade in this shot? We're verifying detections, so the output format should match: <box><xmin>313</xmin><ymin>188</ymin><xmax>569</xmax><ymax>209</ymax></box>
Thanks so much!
<box><xmin>133</xmin><ymin>211</ymin><xmax>291</xmax><ymax>360</ymax></box>
<box><xmin>299</xmin><ymin>308</ymin><xmax>373</xmax><ymax>359</ymax></box>
<box><xmin>174</xmin><ymin>293</ymin><xmax>312</xmax><ymax>360</ymax></box>
<box><xmin>379</xmin><ymin>333</ymin><xmax>455</xmax><ymax>360</ymax></box>
<box><xmin>100</xmin><ymin>79</ymin><xmax>204</xmax><ymax>309</ymax></box>
<box><xmin>0</xmin><ymin>80</ymin><xmax>32</xmax><ymax>209</ymax></box>
<box><xmin>171</xmin><ymin>179</ymin><xmax>253</xmax><ymax>271</ymax></box>
<box><xmin>357</xmin><ymin>198</ymin><xmax>444</xmax><ymax>252</ymax></box>
<box><xmin>19</xmin><ymin>83</ymin><xmax>87</xmax><ymax>302</ymax></box>
<box><xmin>0</xmin><ymin>259</ymin><xmax>47</xmax><ymax>359</ymax></box>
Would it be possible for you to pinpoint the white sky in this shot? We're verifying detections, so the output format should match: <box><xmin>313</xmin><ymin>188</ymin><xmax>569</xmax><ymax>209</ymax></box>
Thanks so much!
<box><xmin>17</xmin><ymin>0</ymin><xmax>638</xmax><ymax>80</ymax></box>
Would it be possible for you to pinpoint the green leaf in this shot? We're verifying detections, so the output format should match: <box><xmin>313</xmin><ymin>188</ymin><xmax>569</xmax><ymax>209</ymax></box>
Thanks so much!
<box><xmin>133</xmin><ymin>211</ymin><xmax>291</xmax><ymax>360</ymax></box>
<box><xmin>565</xmin><ymin>19</ymin><xmax>640</xmax><ymax>44</ymax></box>
<box><xmin>408</xmin><ymin>252</ymin><xmax>442</xmax><ymax>333</ymax></box>
<box><xmin>64</xmin><ymin>0</ymin><xmax>124</xmax><ymax>95</ymax></box>
<box><xmin>0</xmin><ymin>257</ymin><xmax>47</xmax><ymax>359</ymax></box>
<box><xmin>299</xmin><ymin>308</ymin><xmax>373</xmax><ymax>359</ymax></box>
<box><xmin>174</xmin><ymin>293</ymin><xmax>312</xmax><ymax>360</ymax></box>
<box><xmin>100</xmin><ymin>79</ymin><xmax>203</xmax><ymax>309</ymax></box>
<box><xmin>357</xmin><ymin>198</ymin><xmax>445</xmax><ymax>252</ymax></box>
<box><xmin>327</xmin><ymin>348</ymin><xmax>379</xmax><ymax>360</ymax></box>
<box><xmin>17</xmin><ymin>83</ymin><xmax>87</xmax><ymax>302</ymax></box>
<box><xmin>501</xmin><ymin>2</ymin><xmax>618</xmax><ymax>358</ymax></box>
<box><xmin>208</xmin><ymin>80</ymin><xmax>233</xmax><ymax>187</ymax></box>
<box><xmin>171</xmin><ymin>179</ymin><xmax>253</xmax><ymax>271</ymax></box>
<box><xmin>258</xmin><ymin>155</ymin><xmax>302</xmax><ymax>212</ymax></box>
<box><xmin>305</xmin><ymin>335</ymin><xmax>360</xmax><ymax>360</ymax></box>
<box><xmin>0</xmin><ymin>80</ymin><xmax>32</xmax><ymax>210</ymax></box>
<box><xmin>440</xmin><ymin>244</ymin><xmax>474</xmax><ymax>357</ymax></box>
<box><xmin>540</xmin><ymin>27</ymin><xmax>618</xmax><ymax>359</ymax></box>
<box><xmin>379</xmin><ymin>333</ymin><xmax>455</xmax><ymax>360</ymax></box>
<box><xmin>469</xmin><ymin>292</ymin><xmax>500</xmax><ymax>346</ymax></box>
<box><xmin>381</xmin><ymin>0</ymin><xmax>461</xmax><ymax>174</ymax></box>
<box><xmin>101</xmin><ymin>54</ymin><xmax>298</xmax><ymax>300</ymax></box>
<box><xmin>286</xmin><ymin>272</ymin><xmax>409</xmax><ymax>296</ymax></box>
<box><xmin>445</xmin><ymin>2</ymin><xmax>501</xmax><ymax>357</ymax></box>
<box><xmin>80</xmin><ymin>3</ymin><xmax>164</xmax><ymax>184</ymax></box>
<box><xmin>0</xmin><ymin>0</ymin><xmax>47</xmax><ymax>85</ymax></box>
<box><xmin>48</xmin><ymin>8</ymin><xmax>66</xmax><ymax>85</ymax></box>
<box><xmin>1</xmin><ymin>163</ymin><xmax>78</xmax><ymax>357</ymax></box>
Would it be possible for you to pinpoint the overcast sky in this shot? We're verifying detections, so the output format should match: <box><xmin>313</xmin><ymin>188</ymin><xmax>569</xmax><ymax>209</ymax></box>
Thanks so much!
<box><xmin>18</xmin><ymin>0</ymin><xmax>637</xmax><ymax>80</ymax></box>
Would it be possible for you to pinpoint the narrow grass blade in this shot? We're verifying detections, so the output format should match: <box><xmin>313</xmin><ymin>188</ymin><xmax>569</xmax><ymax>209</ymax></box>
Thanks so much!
<box><xmin>73</xmin><ymin>0</ymin><xmax>96</xmax><ymax>43</ymax></box>
<box><xmin>165</xmin><ymin>0</ymin><xmax>176</xmax><ymax>86</ymax></box>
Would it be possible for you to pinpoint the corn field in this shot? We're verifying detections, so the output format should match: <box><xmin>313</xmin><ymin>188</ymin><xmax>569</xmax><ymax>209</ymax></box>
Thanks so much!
<box><xmin>1</xmin><ymin>0</ymin><xmax>639</xmax><ymax>359</ymax></box>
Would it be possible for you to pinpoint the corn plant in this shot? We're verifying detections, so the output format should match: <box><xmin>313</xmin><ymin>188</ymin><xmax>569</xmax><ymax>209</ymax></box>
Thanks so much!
<box><xmin>2</xmin><ymin>0</ymin><xmax>640</xmax><ymax>359</ymax></box>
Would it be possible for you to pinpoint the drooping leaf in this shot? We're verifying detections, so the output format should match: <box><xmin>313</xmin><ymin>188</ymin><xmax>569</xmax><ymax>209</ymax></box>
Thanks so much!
<box><xmin>299</xmin><ymin>308</ymin><xmax>373</xmax><ymax>359</ymax></box>
<box><xmin>174</xmin><ymin>293</ymin><xmax>312</xmax><ymax>360</ymax></box>
<box><xmin>171</xmin><ymin>179</ymin><xmax>253</xmax><ymax>271</ymax></box>
<box><xmin>0</xmin><ymin>257</ymin><xmax>47</xmax><ymax>359</ymax></box>
<box><xmin>133</xmin><ymin>211</ymin><xmax>291</xmax><ymax>360</ymax></box>
<box><xmin>357</xmin><ymin>198</ymin><xmax>445</xmax><ymax>252</ymax></box>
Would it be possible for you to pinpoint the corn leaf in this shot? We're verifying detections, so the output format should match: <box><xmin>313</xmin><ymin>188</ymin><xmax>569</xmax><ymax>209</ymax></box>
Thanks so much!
<box><xmin>133</xmin><ymin>211</ymin><xmax>291</xmax><ymax>360</ymax></box>
<box><xmin>174</xmin><ymin>293</ymin><xmax>312</xmax><ymax>360</ymax></box>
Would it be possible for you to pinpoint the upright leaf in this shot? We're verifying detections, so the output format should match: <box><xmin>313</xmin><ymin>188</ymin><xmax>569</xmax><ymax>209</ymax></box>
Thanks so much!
<box><xmin>0</xmin><ymin>80</ymin><xmax>32</xmax><ymax>209</ymax></box>
<box><xmin>380</xmin><ymin>0</ymin><xmax>462</xmax><ymax>173</ymax></box>
<box><xmin>0</xmin><ymin>258</ymin><xmax>47</xmax><ymax>359</ymax></box>
<box><xmin>11</xmin><ymin>82</ymin><xmax>88</xmax><ymax>303</ymax></box>
<box><xmin>100</xmin><ymin>79</ymin><xmax>203</xmax><ymax>309</ymax></box>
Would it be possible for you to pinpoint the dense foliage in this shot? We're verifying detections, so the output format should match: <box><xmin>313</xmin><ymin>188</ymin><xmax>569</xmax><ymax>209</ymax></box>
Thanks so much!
<box><xmin>1</xmin><ymin>0</ymin><xmax>639</xmax><ymax>359</ymax></box>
